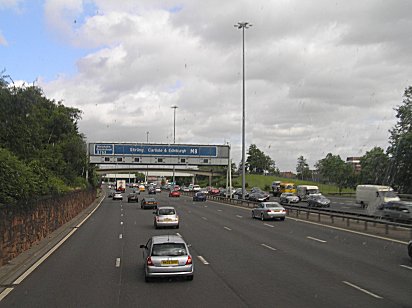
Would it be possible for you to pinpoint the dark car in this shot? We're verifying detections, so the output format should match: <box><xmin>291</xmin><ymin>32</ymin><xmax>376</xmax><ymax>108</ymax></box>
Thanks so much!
<box><xmin>141</xmin><ymin>197</ymin><xmax>158</xmax><ymax>209</ymax></box>
<box><xmin>248</xmin><ymin>191</ymin><xmax>270</xmax><ymax>202</ymax></box>
<box><xmin>127</xmin><ymin>193</ymin><xmax>139</xmax><ymax>203</ymax></box>
<box><xmin>233</xmin><ymin>188</ymin><xmax>249</xmax><ymax>199</ymax></box>
<box><xmin>193</xmin><ymin>192</ymin><xmax>206</xmax><ymax>202</ymax></box>
<box><xmin>377</xmin><ymin>201</ymin><xmax>412</xmax><ymax>223</ymax></box>
<box><xmin>307</xmin><ymin>195</ymin><xmax>331</xmax><ymax>208</ymax></box>
<box><xmin>148</xmin><ymin>187</ymin><xmax>156</xmax><ymax>195</ymax></box>
<box><xmin>408</xmin><ymin>241</ymin><xmax>412</xmax><ymax>259</ymax></box>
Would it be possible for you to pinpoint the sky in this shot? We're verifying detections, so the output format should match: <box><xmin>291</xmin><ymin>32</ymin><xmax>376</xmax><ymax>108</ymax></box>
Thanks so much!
<box><xmin>1</xmin><ymin>0</ymin><xmax>412</xmax><ymax>172</ymax></box>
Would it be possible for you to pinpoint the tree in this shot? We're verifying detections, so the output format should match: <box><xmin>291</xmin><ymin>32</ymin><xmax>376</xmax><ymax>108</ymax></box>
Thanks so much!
<box><xmin>246</xmin><ymin>144</ymin><xmax>275</xmax><ymax>174</ymax></box>
<box><xmin>296</xmin><ymin>155</ymin><xmax>310</xmax><ymax>180</ymax></box>
<box><xmin>387</xmin><ymin>86</ymin><xmax>412</xmax><ymax>193</ymax></box>
<box><xmin>315</xmin><ymin>153</ymin><xmax>356</xmax><ymax>192</ymax></box>
<box><xmin>359</xmin><ymin>147</ymin><xmax>389</xmax><ymax>185</ymax></box>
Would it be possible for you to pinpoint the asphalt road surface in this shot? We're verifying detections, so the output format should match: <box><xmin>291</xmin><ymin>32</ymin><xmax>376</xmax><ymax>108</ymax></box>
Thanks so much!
<box><xmin>1</xmin><ymin>188</ymin><xmax>411</xmax><ymax>307</ymax></box>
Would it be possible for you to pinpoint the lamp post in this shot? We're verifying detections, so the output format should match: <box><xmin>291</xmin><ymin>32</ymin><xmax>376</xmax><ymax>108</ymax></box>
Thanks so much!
<box><xmin>146</xmin><ymin>131</ymin><xmax>149</xmax><ymax>183</ymax></box>
<box><xmin>234</xmin><ymin>22</ymin><xmax>252</xmax><ymax>200</ymax></box>
<box><xmin>171</xmin><ymin>105</ymin><xmax>178</xmax><ymax>187</ymax></box>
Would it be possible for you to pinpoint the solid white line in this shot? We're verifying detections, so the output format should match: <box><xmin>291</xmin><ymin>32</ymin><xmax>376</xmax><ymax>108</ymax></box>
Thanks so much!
<box><xmin>261</xmin><ymin>243</ymin><xmax>277</xmax><ymax>251</ymax></box>
<box><xmin>286</xmin><ymin>217</ymin><xmax>408</xmax><ymax>245</ymax></box>
<box><xmin>307</xmin><ymin>236</ymin><xmax>327</xmax><ymax>243</ymax></box>
<box><xmin>197</xmin><ymin>256</ymin><xmax>210</xmax><ymax>265</ymax></box>
<box><xmin>236</xmin><ymin>215</ymin><xmax>243</xmax><ymax>218</ymax></box>
<box><xmin>0</xmin><ymin>288</ymin><xmax>14</xmax><ymax>302</ymax></box>
<box><xmin>115</xmin><ymin>258</ymin><xmax>121</xmax><ymax>268</ymax></box>
<box><xmin>400</xmin><ymin>264</ymin><xmax>412</xmax><ymax>270</ymax></box>
<box><xmin>342</xmin><ymin>281</ymin><xmax>383</xmax><ymax>299</ymax></box>
<box><xmin>119</xmin><ymin>234</ymin><xmax>123</xmax><ymax>239</ymax></box>
<box><xmin>263</xmin><ymin>223</ymin><xmax>274</xmax><ymax>228</ymax></box>
<box><xmin>224</xmin><ymin>226</ymin><xmax>232</xmax><ymax>231</ymax></box>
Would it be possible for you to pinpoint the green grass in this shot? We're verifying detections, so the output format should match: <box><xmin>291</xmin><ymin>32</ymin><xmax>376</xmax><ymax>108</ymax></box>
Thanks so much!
<box><xmin>232</xmin><ymin>174</ymin><xmax>355</xmax><ymax>195</ymax></box>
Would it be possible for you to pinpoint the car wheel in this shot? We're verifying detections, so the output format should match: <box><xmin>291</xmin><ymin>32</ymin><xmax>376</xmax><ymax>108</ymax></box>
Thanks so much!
<box><xmin>280</xmin><ymin>217</ymin><xmax>285</xmax><ymax>221</ymax></box>
<box><xmin>251</xmin><ymin>211</ymin><xmax>255</xmax><ymax>219</ymax></box>
<box><xmin>145</xmin><ymin>275</ymin><xmax>152</xmax><ymax>283</ymax></box>
<box><xmin>176</xmin><ymin>225</ymin><xmax>179</xmax><ymax>229</ymax></box>
<box><xmin>187</xmin><ymin>275</ymin><xmax>193</xmax><ymax>281</ymax></box>
<box><xmin>261</xmin><ymin>214</ymin><xmax>265</xmax><ymax>221</ymax></box>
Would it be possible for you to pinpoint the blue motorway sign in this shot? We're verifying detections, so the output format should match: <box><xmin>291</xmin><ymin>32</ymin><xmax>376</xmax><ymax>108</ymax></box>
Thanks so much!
<box><xmin>93</xmin><ymin>144</ymin><xmax>217</xmax><ymax>157</ymax></box>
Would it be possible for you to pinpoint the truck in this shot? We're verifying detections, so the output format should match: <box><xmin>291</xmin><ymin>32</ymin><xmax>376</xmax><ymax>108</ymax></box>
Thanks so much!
<box><xmin>355</xmin><ymin>184</ymin><xmax>400</xmax><ymax>215</ymax></box>
<box><xmin>280</xmin><ymin>182</ymin><xmax>296</xmax><ymax>195</ymax></box>
<box><xmin>271</xmin><ymin>181</ymin><xmax>281</xmax><ymax>196</ymax></box>
<box><xmin>116</xmin><ymin>179</ymin><xmax>126</xmax><ymax>192</ymax></box>
<box><xmin>296</xmin><ymin>185</ymin><xmax>320</xmax><ymax>201</ymax></box>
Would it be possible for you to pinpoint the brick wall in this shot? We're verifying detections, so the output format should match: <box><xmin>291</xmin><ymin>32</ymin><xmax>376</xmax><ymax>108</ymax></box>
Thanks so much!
<box><xmin>0</xmin><ymin>189</ymin><xmax>97</xmax><ymax>266</ymax></box>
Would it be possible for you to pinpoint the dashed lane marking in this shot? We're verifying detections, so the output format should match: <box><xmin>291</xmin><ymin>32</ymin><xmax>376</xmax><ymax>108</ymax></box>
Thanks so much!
<box><xmin>261</xmin><ymin>243</ymin><xmax>277</xmax><ymax>251</ymax></box>
<box><xmin>224</xmin><ymin>226</ymin><xmax>232</xmax><ymax>231</ymax></box>
<box><xmin>197</xmin><ymin>256</ymin><xmax>210</xmax><ymax>265</ymax></box>
<box><xmin>342</xmin><ymin>281</ymin><xmax>383</xmax><ymax>299</ymax></box>
<box><xmin>263</xmin><ymin>223</ymin><xmax>274</xmax><ymax>228</ymax></box>
<box><xmin>307</xmin><ymin>236</ymin><xmax>327</xmax><ymax>243</ymax></box>
<box><xmin>115</xmin><ymin>258</ymin><xmax>121</xmax><ymax>268</ymax></box>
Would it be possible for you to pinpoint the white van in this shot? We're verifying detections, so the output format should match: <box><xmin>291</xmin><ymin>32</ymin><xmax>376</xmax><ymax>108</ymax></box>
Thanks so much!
<box><xmin>355</xmin><ymin>185</ymin><xmax>400</xmax><ymax>214</ymax></box>
<box><xmin>297</xmin><ymin>185</ymin><xmax>320</xmax><ymax>201</ymax></box>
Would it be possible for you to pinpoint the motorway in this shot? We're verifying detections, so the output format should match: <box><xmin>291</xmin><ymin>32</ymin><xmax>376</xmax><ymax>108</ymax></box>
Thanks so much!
<box><xmin>1</xmin><ymin>188</ymin><xmax>411</xmax><ymax>307</ymax></box>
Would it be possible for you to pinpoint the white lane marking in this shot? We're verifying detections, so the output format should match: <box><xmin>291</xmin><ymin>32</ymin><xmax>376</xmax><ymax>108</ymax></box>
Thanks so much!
<box><xmin>211</xmin><ymin>198</ymin><xmax>408</xmax><ymax>245</ymax></box>
<box><xmin>224</xmin><ymin>226</ymin><xmax>232</xmax><ymax>231</ymax></box>
<box><xmin>119</xmin><ymin>234</ymin><xmax>123</xmax><ymax>239</ymax></box>
<box><xmin>8</xmin><ymin>197</ymin><xmax>105</xmax><ymax>290</ymax></box>
<box><xmin>400</xmin><ymin>264</ymin><xmax>412</xmax><ymax>270</ymax></box>
<box><xmin>121</xmin><ymin>213</ymin><xmax>124</xmax><ymax>217</ymax></box>
<box><xmin>286</xmin><ymin>217</ymin><xmax>408</xmax><ymax>245</ymax></box>
<box><xmin>307</xmin><ymin>236</ymin><xmax>327</xmax><ymax>243</ymax></box>
<box><xmin>176</xmin><ymin>233</ymin><xmax>182</xmax><ymax>237</ymax></box>
<box><xmin>120</xmin><ymin>221</ymin><xmax>123</xmax><ymax>225</ymax></box>
<box><xmin>261</xmin><ymin>243</ymin><xmax>277</xmax><ymax>251</ymax></box>
<box><xmin>202</xmin><ymin>217</ymin><xmax>208</xmax><ymax>220</ymax></box>
<box><xmin>115</xmin><ymin>258</ymin><xmax>121</xmax><ymax>268</ymax></box>
<box><xmin>197</xmin><ymin>256</ymin><xmax>210</xmax><ymax>265</ymax></box>
<box><xmin>342</xmin><ymin>281</ymin><xmax>383</xmax><ymax>299</ymax></box>
<box><xmin>236</xmin><ymin>215</ymin><xmax>243</xmax><ymax>218</ymax></box>
<box><xmin>264</xmin><ymin>223</ymin><xmax>274</xmax><ymax>228</ymax></box>
<box><xmin>217</xmin><ymin>209</ymin><xmax>223</xmax><ymax>212</ymax></box>
<box><xmin>204</xmin><ymin>205</ymin><xmax>208</xmax><ymax>208</ymax></box>
<box><xmin>0</xmin><ymin>288</ymin><xmax>14</xmax><ymax>302</ymax></box>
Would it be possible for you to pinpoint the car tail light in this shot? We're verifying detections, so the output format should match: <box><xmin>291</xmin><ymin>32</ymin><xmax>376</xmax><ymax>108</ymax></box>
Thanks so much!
<box><xmin>147</xmin><ymin>257</ymin><xmax>154</xmax><ymax>266</ymax></box>
<box><xmin>266</xmin><ymin>209</ymin><xmax>271</xmax><ymax>213</ymax></box>
<box><xmin>186</xmin><ymin>255</ymin><xmax>192</xmax><ymax>265</ymax></box>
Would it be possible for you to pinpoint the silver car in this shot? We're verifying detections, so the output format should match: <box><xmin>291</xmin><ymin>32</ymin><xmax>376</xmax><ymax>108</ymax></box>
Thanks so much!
<box><xmin>112</xmin><ymin>192</ymin><xmax>123</xmax><ymax>200</ymax></box>
<box><xmin>279</xmin><ymin>193</ymin><xmax>299</xmax><ymax>204</ymax></box>
<box><xmin>252</xmin><ymin>202</ymin><xmax>286</xmax><ymax>221</ymax></box>
<box><xmin>154</xmin><ymin>206</ymin><xmax>179</xmax><ymax>229</ymax></box>
<box><xmin>140</xmin><ymin>235</ymin><xmax>194</xmax><ymax>282</ymax></box>
<box><xmin>378</xmin><ymin>201</ymin><xmax>412</xmax><ymax>223</ymax></box>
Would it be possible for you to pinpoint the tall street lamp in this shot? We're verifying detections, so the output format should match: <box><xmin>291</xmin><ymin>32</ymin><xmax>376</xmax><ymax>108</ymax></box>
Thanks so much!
<box><xmin>146</xmin><ymin>131</ymin><xmax>149</xmax><ymax>183</ymax></box>
<box><xmin>171</xmin><ymin>105</ymin><xmax>178</xmax><ymax>186</ymax></box>
<box><xmin>234</xmin><ymin>21</ymin><xmax>252</xmax><ymax>200</ymax></box>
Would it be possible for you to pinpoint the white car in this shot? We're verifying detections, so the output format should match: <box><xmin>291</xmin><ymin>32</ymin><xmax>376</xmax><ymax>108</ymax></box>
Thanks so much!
<box><xmin>112</xmin><ymin>192</ymin><xmax>123</xmax><ymax>200</ymax></box>
<box><xmin>252</xmin><ymin>202</ymin><xmax>286</xmax><ymax>221</ymax></box>
<box><xmin>279</xmin><ymin>193</ymin><xmax>299</xmax><ymax>204</ymax></box>
<box><xmin>153</xmin><ymin>206</ymin><xmax>179</xmax><ymax>229</ymax></box>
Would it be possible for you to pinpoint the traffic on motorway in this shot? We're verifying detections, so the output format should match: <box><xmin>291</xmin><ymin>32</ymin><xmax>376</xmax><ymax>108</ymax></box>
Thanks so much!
<box><xmin>1</xmin><ymin>182</ymin><xmax>411</xmax><ymax>307</ymax></box>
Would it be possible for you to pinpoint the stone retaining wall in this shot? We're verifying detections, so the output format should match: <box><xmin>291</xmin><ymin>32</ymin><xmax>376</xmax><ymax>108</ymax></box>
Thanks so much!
<box><xmin>0</xmin><ymin>189</ymin><xmax>97</xmax><ymax>266</ymax></box>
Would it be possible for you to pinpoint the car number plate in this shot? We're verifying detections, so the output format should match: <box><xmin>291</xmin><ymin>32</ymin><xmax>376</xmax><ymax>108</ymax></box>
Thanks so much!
<box><xmin>161</xmin><ymin>260</ymin><xmax>178</xmax><ymax>265</ymax></box>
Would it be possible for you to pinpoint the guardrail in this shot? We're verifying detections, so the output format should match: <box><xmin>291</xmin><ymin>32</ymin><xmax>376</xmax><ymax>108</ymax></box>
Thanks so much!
<box><xmin>183</xmin><ymin>191</ymin><xmax>412</xmax><ymax>239</ymax></box>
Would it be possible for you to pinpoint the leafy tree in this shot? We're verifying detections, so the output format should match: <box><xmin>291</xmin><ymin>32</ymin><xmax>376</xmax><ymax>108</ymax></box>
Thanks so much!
<box><xmin>359</xmin><ymin>147</ymin><xmax>389</xmax><ymax>185</ymax></box>
<box><xmin>315</xmin><ymin>153</ymin><xmax>356</xmax><ymax>192</ymax></box>
<box><xmin>296</xmin><ymin>155</ymin><xmax>311</xmax><ymax>180</ymax></box>
<box><xmin>387</xmin><ymin>86</ymin><xmax>412</xmax><ymax>193</ymax></box>
<box><xmin>246</xmin><ymin>144</ymin><xmax>275</xmax><ymax>174</ymax></box>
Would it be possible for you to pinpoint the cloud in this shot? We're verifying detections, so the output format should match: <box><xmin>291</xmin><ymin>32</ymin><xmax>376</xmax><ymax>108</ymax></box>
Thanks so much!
<box><xmin>40</xmin><ymin>0</ymin><xmax>412</xmax><ymax>171</ymax></box>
